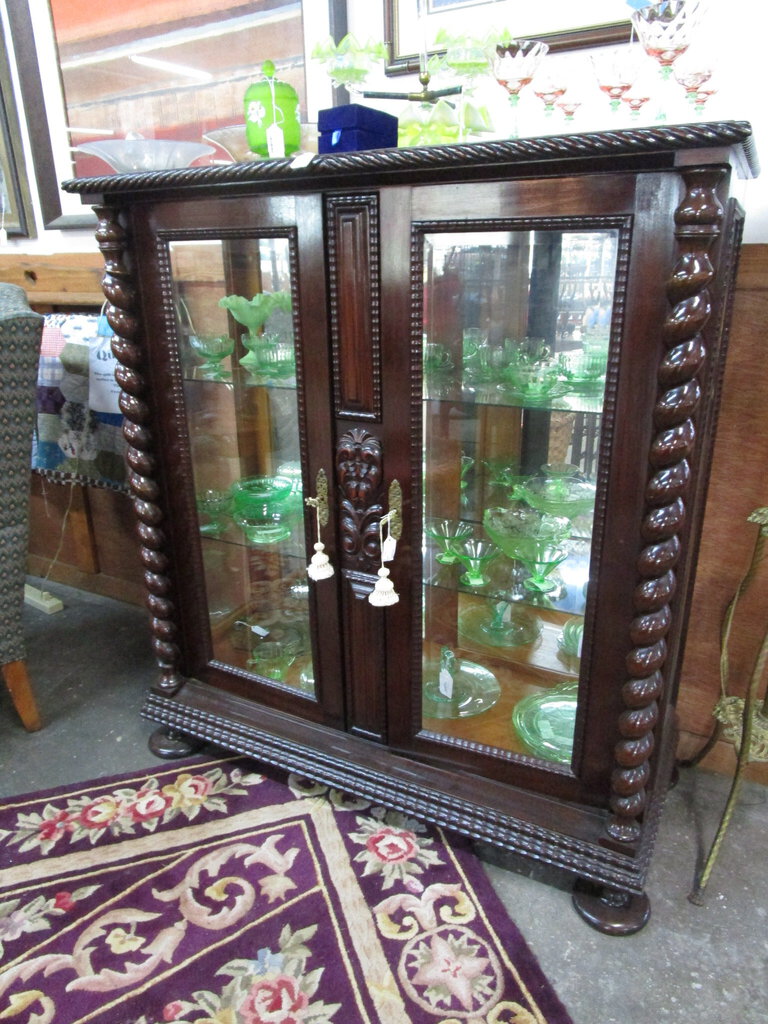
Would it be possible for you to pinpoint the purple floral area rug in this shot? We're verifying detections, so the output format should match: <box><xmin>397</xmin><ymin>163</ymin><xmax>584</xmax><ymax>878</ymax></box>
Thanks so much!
<box><xmin>0</xmin><ymin>756</ymin><xmax>574</xmax><ymax>1024</ymax></box>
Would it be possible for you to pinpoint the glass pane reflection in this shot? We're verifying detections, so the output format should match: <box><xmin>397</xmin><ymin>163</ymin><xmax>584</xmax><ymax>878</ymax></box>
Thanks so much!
<box><xmin>421</xmin><ymin>229</ymin><xmax>618</xmax><ymax>764</ymax></box>
<box><xmin>169</xmin><ymin>237</ymin><xmax>314</xmax><ymax>697</ymax></box>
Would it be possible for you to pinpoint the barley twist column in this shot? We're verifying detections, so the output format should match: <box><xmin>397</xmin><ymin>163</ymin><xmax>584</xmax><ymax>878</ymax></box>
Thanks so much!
<box><xmin>95</xmin><ymin>206</ymin><xmax>183</xmax><ymax>695</ymax></box>
<box><xmin>607</xmin><ymin>167</ymin><xmax>726</xmax><ymax>842</ymax></box>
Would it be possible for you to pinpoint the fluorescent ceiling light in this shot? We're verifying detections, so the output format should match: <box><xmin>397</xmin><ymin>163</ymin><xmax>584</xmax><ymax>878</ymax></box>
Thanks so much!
<box><xmin>59</xmin><ymin>5</ymin><xmax>301</xmax><ymax>71</ymax></box>
<box><xmin>130</xmin><ymin>55</ymin><xmax>213</xmax><ymax>82</ymax></box>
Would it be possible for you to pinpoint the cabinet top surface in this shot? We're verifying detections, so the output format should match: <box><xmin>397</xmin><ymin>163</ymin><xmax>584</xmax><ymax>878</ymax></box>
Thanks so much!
<box><xmin>62</xmin><ymin>120</ymin><xmax>757</xmax><ymax>201</ymax></box>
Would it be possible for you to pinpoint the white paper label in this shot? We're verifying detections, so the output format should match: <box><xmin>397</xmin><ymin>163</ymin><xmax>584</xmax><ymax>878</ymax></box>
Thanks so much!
<box><xmin>266</xmin><ymin>122</ymin><xmax>286</xmax><ymax>158</ymax></box>
<box><xmin>438</xmin><ymin>666</ymin><xmax>454</xmax><ymax>699</ymax></box>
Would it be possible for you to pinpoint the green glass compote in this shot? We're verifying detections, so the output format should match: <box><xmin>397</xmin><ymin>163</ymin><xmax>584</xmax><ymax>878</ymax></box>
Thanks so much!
<box><xmin>483</xmin><ymin>503</ymin><xmax>572</xmax><ymax>594</ymax></box>
<box><xmin>188</xmin><ymin>333</ymin><xmax>235</xmax><ymax>380</ymax></box>
<box><xmin>231</xmin><ymin>475</ymin><xmax>293</xmax><ymax>545</ymax></box>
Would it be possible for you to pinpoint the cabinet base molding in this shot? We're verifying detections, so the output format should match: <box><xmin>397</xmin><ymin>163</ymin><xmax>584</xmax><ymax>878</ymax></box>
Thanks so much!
<box><xmin>143</xmin><ymin>682</ymin><xmax>659</xmax><ymax>898</ymax></box>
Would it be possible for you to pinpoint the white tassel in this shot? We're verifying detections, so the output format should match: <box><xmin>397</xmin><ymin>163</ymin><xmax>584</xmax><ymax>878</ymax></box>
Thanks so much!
<box><xmin>306</xmin><ymin>494</ymin><xmax>334</xmax><ymax>581</ymax></box>
<box><xmin>307</xmin><ymin>540</ymin><xmax>334</xmax><ymax>580</ymax></box>
<box><xmin>369</xmin><ymin>566</ymin><xmax>399</xmax><ymax>606</ymax></box>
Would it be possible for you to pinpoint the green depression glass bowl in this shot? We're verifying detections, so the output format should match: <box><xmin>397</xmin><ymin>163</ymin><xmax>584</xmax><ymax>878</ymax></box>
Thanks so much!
<box><xmin>512</xmin><ymin>679</ymin><xmax>579</xmax><ymax>764</ymax></box>
<box><xmin>231</xmin><ymin>475</ymin><xmax>293</xmax><ymax>544</ymax></box>
<box><xmin>231</xmin><ymin>475</ymin><xmax>293</xmax><ymax>511</ymax></box>
<box><xmin>513</xmin><ymin>475</ymin><xmax>596</xmax><ymax>519</ymax></box>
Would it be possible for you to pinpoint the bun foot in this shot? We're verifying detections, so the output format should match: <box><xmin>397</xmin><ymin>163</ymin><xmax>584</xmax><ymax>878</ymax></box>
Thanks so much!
<box><xmin>572</xmin><ymin>878</ymin><xmax>651</xmax><ymax>935</ymax></box>
<box><xmin>148</xmin><ymin>727</ymin><xmax>203</xmax><ymax>759</ymax></box>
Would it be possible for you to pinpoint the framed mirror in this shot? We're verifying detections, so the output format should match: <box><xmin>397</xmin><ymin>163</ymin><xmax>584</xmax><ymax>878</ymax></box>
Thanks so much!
<box><xmin>8</xmin><ymin>0</ymin><xmax>347</xmax><ymax>228</ymax></box>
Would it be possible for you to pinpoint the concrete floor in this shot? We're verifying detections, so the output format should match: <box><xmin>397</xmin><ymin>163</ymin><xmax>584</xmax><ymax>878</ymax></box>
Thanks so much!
<box><xmin>3</xmin><ymin>577</ymin><xmax>767</xmax><ymax>1024</ymax></box>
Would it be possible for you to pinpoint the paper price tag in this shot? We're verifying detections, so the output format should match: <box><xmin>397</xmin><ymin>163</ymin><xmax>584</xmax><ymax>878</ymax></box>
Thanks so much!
<box><xmin>381</xmin><ymin>535</ymin><xmax>397</xmax><ymax>563</ymax></box>
<box><xmin>266</xmin><ymin>123</ymin><xmax>286</xmax><ymax>158</ymax></box>
<box><xmin>438</xmin><ymin>666</ymin><xmax>454</xmax><ymax>699</ymax></box>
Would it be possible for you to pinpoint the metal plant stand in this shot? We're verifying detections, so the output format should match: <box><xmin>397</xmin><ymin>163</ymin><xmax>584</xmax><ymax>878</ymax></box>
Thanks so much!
<box><xmin>688</xmin><ymin>506</ymin><xmax>768</xmax><ymax>904</ymax></box>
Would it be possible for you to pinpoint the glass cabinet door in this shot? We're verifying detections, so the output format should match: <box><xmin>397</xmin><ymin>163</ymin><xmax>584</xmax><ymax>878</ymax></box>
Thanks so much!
<box><xmin>420</xmin><ymin>227</ymin><xmax>618</xmax><ymax>766</ymax></box>
<box><xmin>167</xmin><ymin>236</ymin><xmax>316</xmax><ymax>697</ymax></box>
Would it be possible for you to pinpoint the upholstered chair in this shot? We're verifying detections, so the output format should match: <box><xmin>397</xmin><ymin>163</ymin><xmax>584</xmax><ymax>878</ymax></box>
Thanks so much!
<box><xmin>0</xmin><ymin>283</ymin><xmax>44</xmax><ymax>730</ymax></box>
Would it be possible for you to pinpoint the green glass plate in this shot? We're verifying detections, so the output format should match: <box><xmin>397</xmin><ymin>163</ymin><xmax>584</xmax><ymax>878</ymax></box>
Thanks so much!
<box><xmin>423</xmin><ymin>655</ymin><xmax>501</xmax><ymax>719</ymax></box>
<box><xmin>512</xmin><ymin>680</ymin><xmax>579</xmax><ymax>764</ymax></box>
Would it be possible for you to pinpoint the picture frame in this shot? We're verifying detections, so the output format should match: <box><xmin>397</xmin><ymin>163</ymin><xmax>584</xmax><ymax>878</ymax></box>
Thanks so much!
<box><xmin>0</xmin><ymin>20</ymin><xmax>35</xmax><ymax>237</ymax></box>
<box><xmin>6</xmin><ymin>0</ymin><xmax>348</xmax><ymax>231</ymax></box>
<box><xmin>383</xmin><ymin>0</ymin><xmax>632</xmax><ymax>74</ymax></box>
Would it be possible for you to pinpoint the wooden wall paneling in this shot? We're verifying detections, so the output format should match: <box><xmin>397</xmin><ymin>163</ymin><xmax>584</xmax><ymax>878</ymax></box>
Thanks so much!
<box><xmin>0</xmin><ymin>252</ymin><xmax>104</xmax><ymax>308</ymax></box>
<box><xmin>27</xmin><ymin>476</ymin><xmax>144</xmax><ymax>606</ymax></box>
<box><xmin>676</xmin><ymin>244</ymin><xmax>768</xmax><ymax>784</ymax></box>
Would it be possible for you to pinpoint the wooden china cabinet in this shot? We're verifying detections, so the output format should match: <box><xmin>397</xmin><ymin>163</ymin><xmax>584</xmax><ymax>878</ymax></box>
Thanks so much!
<box><xmin>64</xmin><ymin>121</ymin><xmax>757</xmax><ymax>933</ymax></box>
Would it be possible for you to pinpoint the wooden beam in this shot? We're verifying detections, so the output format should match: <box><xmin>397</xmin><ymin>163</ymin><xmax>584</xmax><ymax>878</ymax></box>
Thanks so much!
<box><xmin>0</xmin><ymin>252</ymin><xmax>104</xmax><ymax>307</ymax></box>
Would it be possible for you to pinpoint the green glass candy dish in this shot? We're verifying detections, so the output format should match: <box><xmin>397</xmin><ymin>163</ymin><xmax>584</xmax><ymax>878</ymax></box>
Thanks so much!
<box><xmin>240</xmin><ymin>333</ymin><xmax>296</xmax><ymax>382</ymax></box>
<box><xmin>422</xmin><ymin>646</ymin><xmax>501</xmax><ymax>719</ymax></box>
<box><xmin>512</xmin><ymin>679</ymin><xmax>579</xmax><ymax>764</ymax></box>
<box><xmin>231</xmin><ymin>475</ymin><xmax>294</xmax><ymax>544</ymax></box>
<box><xmin>483</xmin><ymin>503</ymin><xmax>572</xmax><ymax>593</ymax></box>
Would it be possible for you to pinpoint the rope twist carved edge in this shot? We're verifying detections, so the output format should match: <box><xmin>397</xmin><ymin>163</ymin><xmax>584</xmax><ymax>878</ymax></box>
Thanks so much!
<box><xmin>606</xmin><ymin>168</ymin><xmax>727</xmax><ymax>843</ymax></box>
<box><xmin>95</xmin><ymin>206</ymin><xmax>183</xmax><ymax>695</ymax></box>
